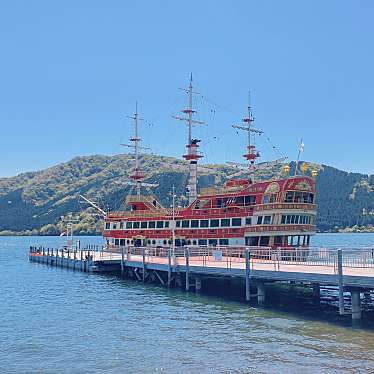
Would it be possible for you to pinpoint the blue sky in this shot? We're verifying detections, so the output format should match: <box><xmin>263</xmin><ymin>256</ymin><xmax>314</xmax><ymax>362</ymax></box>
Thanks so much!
<box><xmin>0</xmin><ymin>1</ymin><xmax>373</xmax><ymax>177</ymax></box>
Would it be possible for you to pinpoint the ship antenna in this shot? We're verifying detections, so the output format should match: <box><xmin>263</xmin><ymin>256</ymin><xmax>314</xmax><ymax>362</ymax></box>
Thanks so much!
<box><xmin>232</xmin><ymin>90</ymin><xmax>263</xmax><ymax>183</ymax></box>
<box><xmin>172</xmin><ymin>74</ymin><xmax>205</xmax><ymax>204</ymax></box>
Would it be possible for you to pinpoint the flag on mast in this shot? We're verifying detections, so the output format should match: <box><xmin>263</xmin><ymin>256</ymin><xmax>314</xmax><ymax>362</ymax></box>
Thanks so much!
<box><xmin>299</xmin><ymin>139</ymin><xmax>305</xmax><ymax>153</ymax></box>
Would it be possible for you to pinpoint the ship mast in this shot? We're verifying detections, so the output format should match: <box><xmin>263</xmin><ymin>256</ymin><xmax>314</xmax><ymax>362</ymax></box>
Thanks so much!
<box><xmin>121</xmin><ymin>103</ymin><xmax>152</xmax><ymax>197</ymax></box>
<box><xmin>173</xmin><ymin>75</ymin><xmax>205</xmax><ymax>204</ymax></box>
<box><xmin>232</xmin><ymin>91</ymin><xmax>263</xmax><ymax>183</ymax></box>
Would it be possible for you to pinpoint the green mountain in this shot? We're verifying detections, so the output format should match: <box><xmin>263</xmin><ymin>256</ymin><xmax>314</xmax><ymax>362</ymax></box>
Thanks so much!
<box><xmin>0</xmin><ymin>154</ymin><xmax>373</xmax><ymax>235</ymax></box>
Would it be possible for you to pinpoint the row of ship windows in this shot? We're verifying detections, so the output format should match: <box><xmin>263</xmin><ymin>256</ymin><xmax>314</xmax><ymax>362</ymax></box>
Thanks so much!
<box><xmin>281</xmin><ymin>214</ymin><xmax>315</xmax><ymax>225</ymax></box>
<box><xmin>106</xmin><ymin>218</ymin><xmax>248</xmax><ymax>230</ymax></box>
<box><xmin>105</xmin><ymin>214</ymin><xmax>314</xmax><ymax>231</ymax></box>
<box><xmin>113</xmin><ymin>238</ymin><xmax>230</xmax><ymax>246</ymax></box>
<box><xmin>284</xmin><ymin>192</ymin><xmax>314</xmax><ymax>204</ymax></box>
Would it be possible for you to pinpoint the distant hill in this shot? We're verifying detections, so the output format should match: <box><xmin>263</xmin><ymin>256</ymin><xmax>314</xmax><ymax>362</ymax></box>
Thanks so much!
<box><xmin>0</xmin><ymin>154</ymin><xmax>373</xmax><ymax>235</ymax></box>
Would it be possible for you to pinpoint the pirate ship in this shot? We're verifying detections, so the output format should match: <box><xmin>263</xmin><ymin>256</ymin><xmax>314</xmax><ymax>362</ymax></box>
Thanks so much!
<box><xmin>101</xmin><ymin>77</ymin><xmax>317</xmax><ymax>249</ymax></box>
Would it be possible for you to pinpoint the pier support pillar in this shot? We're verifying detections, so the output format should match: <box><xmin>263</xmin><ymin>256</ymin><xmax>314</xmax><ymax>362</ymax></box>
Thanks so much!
<box><xmin>351</xmin><ymin>290</ymin><xmax>362</xmax><ymax>321</ymax></box>
<box><xmin>121</xmin><ymin>247</ymin><xmax>125</xmax><ymax>277</ymax></box>
<box><xmin>312</xmin><ymin>283</ymin><xmax>320</xmax><ymax>299</ymax></box>
<box><xmin>195</xmin><ymin>277</ymin><xmax>202</xmax><ymax>293</ymax></box>
<box><xmin>245</xmin><ymin>250</ymin><xmax>251</xmax><ymax>302</ymax></box>
<box><xmin>257</xmin><ymin>283</ymin><xmax>266</xmax><ymax>305</ymax></box>
<box><xmin>185</xmin><ymin>248</ymin><xmax>190</xmax><ymax>292</ymax></box>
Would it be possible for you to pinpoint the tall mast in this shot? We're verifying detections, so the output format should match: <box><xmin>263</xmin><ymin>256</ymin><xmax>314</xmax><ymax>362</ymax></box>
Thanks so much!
<box><xmin>172</xmin><ymin>75</ymin><xmax>205</xmax><ymax>204</ymax></box>
<box><xmin>122</xmin><ymin>103</ymin><xmax>149</xmax><ymax>197</ymax></box>
<box><xmin>232</xmin><ymin>91</ymin><xmax>263</xmax><ymax>183</ymax></box>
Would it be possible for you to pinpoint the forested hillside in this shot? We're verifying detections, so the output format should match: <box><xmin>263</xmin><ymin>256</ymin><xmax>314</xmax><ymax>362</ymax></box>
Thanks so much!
<box><xmin>0</xmin><ymin>154</ymin><xmax>373</xmax><ymax>235</ymax></box>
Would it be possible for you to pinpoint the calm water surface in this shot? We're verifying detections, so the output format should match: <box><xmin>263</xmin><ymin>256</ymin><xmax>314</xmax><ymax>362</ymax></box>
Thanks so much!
<box><xmin>1</xmin><ymin>234</ymin><xmax>374</xmax><ymax>374</ymax></box>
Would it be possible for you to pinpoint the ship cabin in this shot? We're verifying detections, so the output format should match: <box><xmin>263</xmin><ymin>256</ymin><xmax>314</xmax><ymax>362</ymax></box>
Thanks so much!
<box><xmin>103</xmin><ymin>175</ymin><xmax>317</xmax><ymax>249</ymax></box>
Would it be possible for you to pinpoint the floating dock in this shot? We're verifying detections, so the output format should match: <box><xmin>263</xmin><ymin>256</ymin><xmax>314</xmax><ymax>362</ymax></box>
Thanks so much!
<box><xmin>29</xmin><ymin>246</ymin><xmax>374</xmax><ymax>321</ymax></box>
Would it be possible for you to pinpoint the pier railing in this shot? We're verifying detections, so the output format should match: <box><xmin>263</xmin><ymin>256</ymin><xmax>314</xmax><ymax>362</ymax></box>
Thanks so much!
<box><xmin>29</xmin><ymin>245</ymin><xmax>374</xmax><ymax>272</ymax></box>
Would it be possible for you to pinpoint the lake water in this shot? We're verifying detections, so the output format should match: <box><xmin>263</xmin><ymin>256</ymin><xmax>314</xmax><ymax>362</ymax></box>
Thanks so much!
<box><xmin>1</xmin><ymin>234</ymin><xmax>374</xmax><ymax>374</ymax></box>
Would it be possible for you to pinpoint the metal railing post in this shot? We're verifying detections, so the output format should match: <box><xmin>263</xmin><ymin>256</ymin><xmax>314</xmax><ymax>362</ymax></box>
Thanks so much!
<box><xmin>337</xmin><ymin>248</ymin><xmax>345</xmax><ymax>315</ymax></box>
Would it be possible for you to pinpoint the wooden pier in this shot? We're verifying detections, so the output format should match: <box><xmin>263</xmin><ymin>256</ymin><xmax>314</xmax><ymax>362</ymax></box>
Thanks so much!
<box><xmin>29</xmin><ymin>246</ymin><xmax>374</xmax><ymax>321</ymax></box>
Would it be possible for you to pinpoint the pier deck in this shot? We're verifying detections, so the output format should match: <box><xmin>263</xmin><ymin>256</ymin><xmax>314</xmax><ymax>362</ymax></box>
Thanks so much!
<box><xmin>29</xmin><ymin>246</ymin><xmax>374</xmax><ymax>321</ymax></box>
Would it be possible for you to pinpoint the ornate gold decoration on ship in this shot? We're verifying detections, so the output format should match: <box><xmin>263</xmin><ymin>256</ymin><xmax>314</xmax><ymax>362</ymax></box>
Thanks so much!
<box><xmin>265</xmin><ymin>182</ymin><xmax>280</xmax><ymax>194</ymax></box>
<box><xmin>300</xmin><ymin>162</ymin><xmax>308</xmax><ymax>174</ymax></box>
<box><xmin>295</xmin><ymin>180</ymin><xmax>312</xmax><ymax>191</ymax></box>
<box><xmin>282</xmin><ymin>164</ymin><xmax>290</xmax><ymax>174</ymax></box>
<box><xmin>311</xmin><ymin>169</ymin><xmax>318</xmax><ymax>178</ymax></box>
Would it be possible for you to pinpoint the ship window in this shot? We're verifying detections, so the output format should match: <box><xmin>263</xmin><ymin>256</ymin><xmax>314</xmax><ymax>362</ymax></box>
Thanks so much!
<box><xmin>245</xmin><ymin>217</ymin><xmax>252</xmax><ymax>225</ymax></box>
<box><xmin>156</xmin><ymin>221</ymin><xmax>164</xmax><ymax>228</ymax></box>
<box><xmin>133</xmin><ymin>222</ymin><xmax>140</xmax><ymax>229</ymax></box>
<box><xmin>232</xmin><ymin>218</ymin><xmax>242</xmax><ymax>226</ymax></box>
<box><xmin>163</xmin><ymin>240</ymin><xmax>167</xmax><ymax>245</ymax></box>
<box><xmin>236</xmin><ymin>196</ymin><xmax>244</xmax><ymax>206</ymax></box>
<box><xmin>216</xmin><ymin>198</ymin><xmax>223</xmax><ymax>208</ymax></box>
<box><xmin>259</xmin><ymin>236</ymin><xmax>270</xmax><ymax>246</ymax></box>
<box><xmin>164</xmin><ymin>221</ymin><xmax>169</xmax><ymax>228</ymax></box>
<box><xmin>221</xmin><ymin>218</ymin><xmax>230</xmax><ymax>227</ymax></box>
<box><xmin>112</xmin><ymin>223</ymin><xmax>117</xmax><ymax>230</ymax></box>
<box><xmin>115</xmin><ymin>239</ymin><xmax>119</xmax><ymax>246</ymax></box>
<box><xmin>294</xmin><ymin>192</ymin><xmax>302</xmax><ymax>203</ymax></box>
<box><xmin>119</xmin><ymin>239</ymin><xmax>125</xmax><ymax>246</ymax></box>
<box><xmin>198</xmin><ymin>239</ymin><xmax>207</xmax><ymax>245</ymax></box>
<box><xmin>176</xmin><ymin>221</ymin><xmax>181</xmax><ymax>227</ymax></box>
<box><xmin>263</xmin><ymin>216</ymin><xmax>271</xmax><ymax>225</ymax></box>
<box><xmin>147</xmin><ymin>239</ymin><xmax>151</xmax><ymax>245</ymax></box>
<box><xmin>208</xmin><ymin>239</ymin><xmax>218</xmax><ymax>246</ymax></box>
<box><xmin>141</xmin><ymin>221</ymin><xmax>147</xmax><ymax>229</ymax></box>
<box><xmin>285</xmin><ymin>192</ymin><xmax>294</xmax><ymax>203</ymax></box>
<box><xmin>148</xmin><ymin>221</ymin><xmax>155</xmax><ymax>228</ymax></box>
<box><xmin>219</xmin><ymin>238</ymin><xmax>229</xmax><ymax>245</ymax></box>
<box><xmin>210</xmin><ymin>219</ymin><xmax>219</xmax><ymax>228</ymax></box>
<box><xmin>244</xmin><ymin>195</ymin><xmax>256</xmax><ymax>205</ymax></box>
<box><xmin>246</xmin><ymin>236</ymin><xmax>259</xmax><ymax>246</ymax></box>
<box><xmin>191</xmin><ymin>220</ymin><xmax>199</xmax><ymax>228</ymax></box>
<box><xmin>274</xmin><ymin>236</ymin><xmax>283</xmax><ymax>245</ymax></box>
<box><xmin>270</xmin><ymin>194</ymin><xmax>277</xmax><ymax>203</ymax></box>
<box><xmin>262</xmin><ymin>195</ymin><xmax>270</xmax><ymax>204</ymax></box>
<box><xmin>257</xmin><ymin>216</ymin><xmax>263</xmax><ymax>225</ymax></box>
<box><xmin>126</xmin><ymin>222</ymin><xmax>132</xmax><ymax>229</ymax></box>
<box><xmin>127</xmin><ymin>239</ymin><xmax>130</xmax><ymax>245</ymax></box>
<box><xmin>120</xmin><ymin>222</ymin><xmax>124</xmax><ymax>229</ymax></box>
<box><xmin>200</xmin><ymin>220</ymin><xmax>209</xmax><ymax>228</ymax></box>
<box><xmin>290</xmin><ymin>215</ymin><xmax>296</xmax><ymax>224</ymax></box>
<box><xmin>192</xmin><ymin>240</ymin><xmax>197</xmax><ymax>245</ymax></box>
<box><xmin>182</xmin><ymin>220</ymin><xmax>190</xmax><ymax>228</ymax></box>
<box><xmin>152</xmin><ymin>239</ymin><xmax>156</xmax><ymax>245</ymax></box>
<box><xmin>105</xmin><ymin>222</ymin><xmax>110</xmax><ymax>230</ymax></box>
